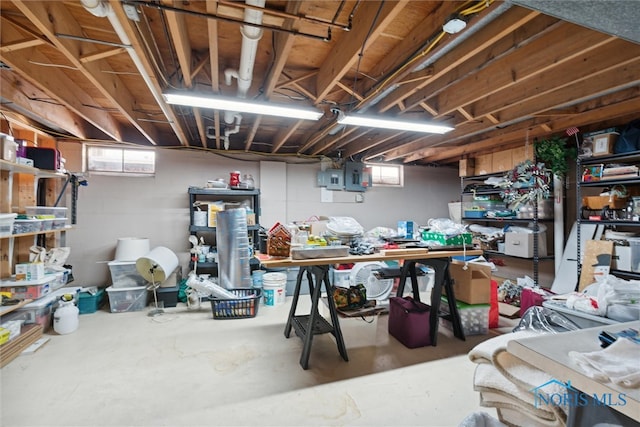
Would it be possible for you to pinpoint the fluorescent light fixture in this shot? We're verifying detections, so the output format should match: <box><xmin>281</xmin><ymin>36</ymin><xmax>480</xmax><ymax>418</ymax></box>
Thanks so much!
<box><xmin>163</xmin><ymin>92</ymin><xmax>323</xmax><ymax>121</ymax></box>
<box><xmin>339</xmin><ymin>115</ymin><xmax>453</xmax><ymax>134</ymax></box>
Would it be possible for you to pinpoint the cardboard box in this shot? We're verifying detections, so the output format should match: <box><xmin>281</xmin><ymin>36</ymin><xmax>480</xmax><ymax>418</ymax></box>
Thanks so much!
<box><xmin>459</xmin><ymin>158</ymin><xmax>475</xmax><ymax>177</ymax></box>
<box><xmin>15</xmin><ymin>263</ymin><xmax>45</xmax><ymax>281</ymax></box>
<box><xmin>492</xmin><ymin>149</ymin><xmax>512</xmax><ymax>173</ymax></box>
<box><xmin>511</xmin><ymin>145</ymin><xmax>534</xmax><ymax>165</ymax></box>
<box><xmin>474</xmin><ymin>154</ymin><xmax>493</xmax><ymax>175</ymax></box>
<box><xmin>247</xmin><ymin>212</ymin><xmax>256</xmax><ymax>226</ymax></box>
<box><xmin>207</xmin><ymin>202</ymin><xmax>224</xmax><ymax>227</ymax></box>
<box><xmin>591</xmin><ymin>133</ymin><xmax>618</xmax><ymax>156</ymax></box>
<box><xmin>448</xmin><ymin>260</ymin><xmax>492</xmax><ymax>304</ymax></box>
<box><xmin>504</xmin><ymin>232</ymin><xmax>547</xmax><ymax>258</ymax></box>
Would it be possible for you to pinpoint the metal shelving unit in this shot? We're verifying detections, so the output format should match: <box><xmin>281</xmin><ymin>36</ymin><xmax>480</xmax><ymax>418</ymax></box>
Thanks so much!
<box><xmin>187</xmin><ymin>187</ymin><xmax>261</xmax><ymax>274</ymax></box>
<box><xmin>576</xmin><ymin>150</ymin><xmax>640</xmax><ymax>282</ymax></box>
<box><xmin>460</xmin><ymin>173</ymin><xmax>554</xmax><ymax>286</ymax></box>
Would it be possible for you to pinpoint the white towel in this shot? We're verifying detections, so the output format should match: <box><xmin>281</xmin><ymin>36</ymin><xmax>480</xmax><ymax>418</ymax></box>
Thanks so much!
<box><xmin>468</xmin><ymin>330</ymin><xmax>540</xmax><ymax>364</ymax></box>
<box><xmin>469</xmin><ymin>332</ymin><xmax>568</xmax><ymax>427</ymax></box>
<box><xmin>569</xmin><ymin>337</ymin><xmax>640</xmax><ymax>388</ymax></box>
<box><xmin>474</xmin><ymin>363</ymin><xmax>566</xmax><ymax>426</ymax></box>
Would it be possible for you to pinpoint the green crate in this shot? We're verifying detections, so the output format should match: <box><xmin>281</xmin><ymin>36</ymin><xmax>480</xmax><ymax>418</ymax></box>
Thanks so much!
<box><xmin>421</xmin><ymin>231</ymin><xmax>472</xmax><ymax>246</ymax></box>
<box><xmin>78</xmin><ymin>288</ymin><xmax>106</xmax><ymax>314</ymax></box>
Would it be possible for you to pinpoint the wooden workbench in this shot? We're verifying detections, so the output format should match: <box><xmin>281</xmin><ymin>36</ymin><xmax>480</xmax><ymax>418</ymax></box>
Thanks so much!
<box><xmin>259</xmin><ymin>248</ymin><xmax>483</xmax><ymax>369</ymax></box>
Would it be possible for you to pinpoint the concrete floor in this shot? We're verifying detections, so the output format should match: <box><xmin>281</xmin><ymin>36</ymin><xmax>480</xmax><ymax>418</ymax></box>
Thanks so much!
<box><xmin>1</xmin><ymin>295</ymin><xmax>505</xmax><ymax>427</ymax></box>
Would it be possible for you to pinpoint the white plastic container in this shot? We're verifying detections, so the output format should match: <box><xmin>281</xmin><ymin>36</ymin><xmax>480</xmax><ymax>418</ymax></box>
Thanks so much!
<box><xmin>25</xmin><ymin>206</ymin><xmax>68</xmax><ymax>218</ymax></box>
<box><xmin>53</xmin><ymin>298</ymin><xmax>79</xmax><ymax>335</ymax></box>
<box><xmin>0</xmin><ymin>213</ymin><xmax>17</xmax><ymax>237</ymax></box>
<box><xmin>262</xmin><ymin>272</ymin><xmax>286</xmax><ymax>307</ymax></box>
<box><xmin>108</xmin><ymin>261</ymin><xmax>147</xmax><ymax>288</ymax></box>
<box><xmin>106</xmin><ymin>285</ymin><xmax>148</xmax><ymax>313</ymax></box>
<box><xmin>628</xmin><ymin>237</ymin><xmax>640</xmax><ymax>273</ymax></box>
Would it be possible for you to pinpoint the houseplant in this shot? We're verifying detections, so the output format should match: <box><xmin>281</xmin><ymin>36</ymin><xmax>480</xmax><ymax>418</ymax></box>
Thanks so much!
<box><xmin>534</xmin><ymin>135</ymin><xmax>577</xmax><ymax>179</ymax></box>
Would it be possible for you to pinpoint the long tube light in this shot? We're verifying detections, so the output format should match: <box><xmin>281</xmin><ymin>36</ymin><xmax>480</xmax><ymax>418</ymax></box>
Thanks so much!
<box><xmin>339</xmin><ymin>115</ymin><xmax>453</xmax><ymax>134</ymax></box>
<box><xmin>163</xmin><ymin>92</ymin><xmax>323</xmax><ymax>121</ymax></box>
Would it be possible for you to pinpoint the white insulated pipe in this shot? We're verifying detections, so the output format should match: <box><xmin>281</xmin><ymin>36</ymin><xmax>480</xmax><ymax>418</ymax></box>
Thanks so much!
<box><xmin>223</xmin><ymin>0</ymin><xmax>265</xmax><ymax>125</ymax></box>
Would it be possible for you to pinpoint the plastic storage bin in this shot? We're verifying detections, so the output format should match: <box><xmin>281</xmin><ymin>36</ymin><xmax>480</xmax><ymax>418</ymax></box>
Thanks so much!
<box><xmin>78</xmin><ymin>288</ymin><xmax>106</xmax><ymax>314</ymax></box>
<box><xmin>106</xmin><ymin>286</ymin><xmax>148</xmax><ymax>313</ymax></box>
<box><xmin>13</xmin><ymin>218</ymin><xmax>41</xmax><ymax>234</ymax></box>
<box><xmin>156</xmin><ymin>286</ymin><xmax>178</xmax><ymax>308</ymax></box>
<box><xmin>25</xmin><ymin>206</ymin><xmax>68</xmax><ymax>218</ymax></box>
<box><xmin>40</xmin><ymin>218</ymin><xmax>55</xmax><ymax>231</ymax></box>
<box><xmin>108</xmin><ymin>261</ymin><xmax>147</xmax><ymax>288</ymax></box>
<box><xmin>209</xmin><ymin>288</ymin><xmax>261</xmax><ymax>319</ymax></box>
<box><xmin>52</xmin><ymin>218</ymin><xmax>68</xmax><ymax>230</ymax></box>
<box><xmin>8</xmin><ymin>286</ymin><xmax>81</xmax><ymax>331</ymax></box>
<box><xmin>0</xmin><ymin>213</ymin><xmax>17</xmax><ymax>237</ymax></box>
<box><xmin>628</xmin><ymin>237</ymin><xmax>640</xmax><ymax>273</ymax></box>
<box><xmin>440</xmin><ymin>297</ymin><xmax>490</xmax><ymax>336</ymax></box>
<box><xmin>0</xmin><ymin>272</ymin><xmax>67</xmax><ymax>300</ymax></box>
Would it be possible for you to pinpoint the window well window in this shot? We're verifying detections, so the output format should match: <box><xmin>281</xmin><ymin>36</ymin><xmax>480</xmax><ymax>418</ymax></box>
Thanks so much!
<box><xmin>85</xmin><ymin>145</ymin><xmax>155</xmax><ymax>175</ymax></box>
<box><xmin>367</xmin><ymin>163</ymin><xmax>403</xmax><ymax>187</ymax></box>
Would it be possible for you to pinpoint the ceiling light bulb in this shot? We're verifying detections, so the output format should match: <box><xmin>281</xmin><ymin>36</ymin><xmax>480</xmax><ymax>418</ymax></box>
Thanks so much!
<box><xmin>443</xmin><ymin>17</ymin><xmax>466</xmax><ymax>34</ymax></box>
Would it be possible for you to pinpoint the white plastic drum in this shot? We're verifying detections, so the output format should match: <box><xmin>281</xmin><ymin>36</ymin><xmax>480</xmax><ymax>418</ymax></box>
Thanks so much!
<box><xmin>115</xmin><ymin>237</ymin><xmax>150</xmax><ymax>261</ymax></box>
<box><xmin>262</xmin><ymin>272</ymin><xmax>287</xmax><ymax>306</ymax></box>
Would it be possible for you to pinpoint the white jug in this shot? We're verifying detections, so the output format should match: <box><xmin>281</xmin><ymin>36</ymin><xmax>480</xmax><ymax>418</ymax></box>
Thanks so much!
<box><xmin>53</xmin><ymin>296</ymin><xmax>79</xmax><ymax>335</ymax></box>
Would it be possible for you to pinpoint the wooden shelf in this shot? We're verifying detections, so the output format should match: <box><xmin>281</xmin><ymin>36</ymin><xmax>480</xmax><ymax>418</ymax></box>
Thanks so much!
<box><xmin>0</xmin><ymin>159</ymin><xmax>65</xmax><ymax>178</ymax></box>
<box><xmin>0</xmin><ymin>227</ymin><xmax>72</xmax><ymax>241</ymax></box>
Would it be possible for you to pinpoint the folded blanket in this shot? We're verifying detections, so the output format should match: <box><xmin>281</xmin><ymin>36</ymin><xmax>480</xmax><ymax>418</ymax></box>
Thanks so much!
<box><xmin>468</xmin><ymin>330</ymin><xmax>539</xmax><ymax>364</ymax></box>
<box><xmin>474</xmin><ymin>364</ymin><xmax>564</xmax><ymax>426</ymax></box>
<box><xmin>569</xmin><ymin>337</ymin><xmax>640</xmax><ymax>388</ymax></box>
<box><xmin>469</xmin><ymin>331</ymin><xmax>568</xmax><ymax>427</ymax></box>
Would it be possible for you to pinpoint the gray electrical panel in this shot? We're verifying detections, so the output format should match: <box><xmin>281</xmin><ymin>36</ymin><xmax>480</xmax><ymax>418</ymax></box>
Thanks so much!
<box><xmin>316</xmin><ymin>169</ymin><xmax>344</xmax><ymax>190</ymax></box>
<box><xmin>344</xmin><ymin>161</ymin><xmax>369</xmax><ymax>192</ymax></box>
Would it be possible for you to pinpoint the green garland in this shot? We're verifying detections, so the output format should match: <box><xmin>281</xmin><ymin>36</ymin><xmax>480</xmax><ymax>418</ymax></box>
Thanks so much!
<box><xmin>497</xmin><ymin>160</ymin><xmax>551</xmax><ymax>208</ymax></box>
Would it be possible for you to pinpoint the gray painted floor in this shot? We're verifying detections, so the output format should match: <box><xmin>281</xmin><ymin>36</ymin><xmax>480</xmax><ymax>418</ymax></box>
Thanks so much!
<box><xmin>1</xmin><ymin>295</ymin><xmax>505</xmax><ymax>426</ymax></box>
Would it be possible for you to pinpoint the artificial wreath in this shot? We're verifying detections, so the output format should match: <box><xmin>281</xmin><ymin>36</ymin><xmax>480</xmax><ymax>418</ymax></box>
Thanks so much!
<box><xmin>496</xmin><ymin>160</ymin><xmax>552</xmax><ymax>208</ymax></box>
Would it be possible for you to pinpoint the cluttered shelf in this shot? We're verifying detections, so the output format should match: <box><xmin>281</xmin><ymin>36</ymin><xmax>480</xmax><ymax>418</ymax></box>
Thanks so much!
<box><xmin>579</xmin><ymin>150</ymin><xmax>640</xmax><ymax>165</ymax></box>
<box><xmin>0</xmin><ymin>159</ymin><xmax>65</xmax><ymax>178</ymax></box>
<box><xmin>461</xmin><ymin>216</ymin><xmax>553</xmax><ymax>223</ymax></box>
<box><xmin>483</xmin><ymin>250</ymin><xmax>555</xmax><ymax>261</ymax></box>
<box><xmin>189</xmin><ymin>224</ymin><xmax>260</xmax><ymax>233</ymax></box>
<box><xmin>0</xmin><ymin>227</ymin><xmax>73</xmax><ymax>240</ymax></box>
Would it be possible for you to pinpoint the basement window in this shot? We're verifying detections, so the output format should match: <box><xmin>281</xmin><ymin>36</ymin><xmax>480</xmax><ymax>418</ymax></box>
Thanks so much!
<box><xmin>367</xmin><ymin>163</ymin><xmax>403</xmax><ymax>187</ymax></box>
<box><xmin>85</xmin><ymin>145</ymin><xmax>155</xmax><ymax>176</ymax></box>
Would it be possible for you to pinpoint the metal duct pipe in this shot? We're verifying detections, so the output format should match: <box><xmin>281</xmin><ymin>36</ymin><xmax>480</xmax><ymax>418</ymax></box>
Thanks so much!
<box><xmin>81</xmin><ymin>0</ymin><xmax>187</xmax><ymax>145</ymax></box>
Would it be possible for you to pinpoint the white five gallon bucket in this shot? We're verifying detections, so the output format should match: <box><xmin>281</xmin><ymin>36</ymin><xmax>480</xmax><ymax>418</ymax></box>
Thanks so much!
<box><xmin>262</xmin><ymin>272</ymin><xmax>287</xmax><ymax>306</ymax></box>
